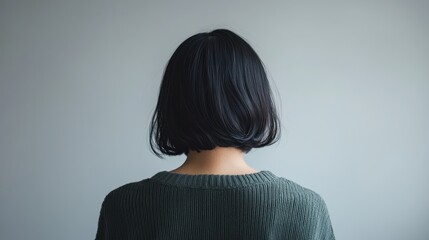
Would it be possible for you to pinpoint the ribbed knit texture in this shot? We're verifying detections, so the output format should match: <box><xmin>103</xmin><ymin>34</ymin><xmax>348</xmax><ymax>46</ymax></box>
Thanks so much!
<box><xmin>95</xmin><ymin>170</ymin><xmax>335</xmax><ymax>240</ymax></box>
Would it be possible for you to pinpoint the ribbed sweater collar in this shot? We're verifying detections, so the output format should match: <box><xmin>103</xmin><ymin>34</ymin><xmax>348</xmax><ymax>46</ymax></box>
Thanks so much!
<box><xmin>149</xmin><ymin>170</ymin><xmax>278</xmax><ymax>189</ymax></box>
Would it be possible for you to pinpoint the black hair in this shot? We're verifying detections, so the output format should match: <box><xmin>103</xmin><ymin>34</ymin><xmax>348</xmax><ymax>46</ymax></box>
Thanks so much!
<box><xmin>149</xmin><ymin>29</ymin><xmax>281</xmax><ymax>158</ymax></box>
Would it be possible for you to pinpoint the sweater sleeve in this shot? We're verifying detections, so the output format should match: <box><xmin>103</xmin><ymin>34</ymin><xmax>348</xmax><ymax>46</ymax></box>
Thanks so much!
<box><xmin>95</xmin><ymin>198</ymin><xmax>107</xmax><ymax>240</ymax></box>
<box><xmin>307</xmin><ymin>193</ymin><xmax>336</xmax><ymax>240</ymax></box>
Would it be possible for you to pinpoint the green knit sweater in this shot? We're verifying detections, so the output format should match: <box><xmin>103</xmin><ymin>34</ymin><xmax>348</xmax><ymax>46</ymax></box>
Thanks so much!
<box><xmin>95</xmin><ymin>170</ymin><xmax>335</xmax><ymax>240</ymax></box>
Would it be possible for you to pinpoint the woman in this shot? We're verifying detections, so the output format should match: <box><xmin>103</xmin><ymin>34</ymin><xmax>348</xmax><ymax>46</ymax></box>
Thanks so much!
<box><xmin>95</xmin><ymin>29</ymin><xmax>335</xmax><ymax>240</ymax></box>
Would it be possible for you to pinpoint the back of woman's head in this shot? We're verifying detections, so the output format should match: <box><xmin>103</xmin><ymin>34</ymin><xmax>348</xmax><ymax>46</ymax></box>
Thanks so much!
<box><xmin>149</xmin><ymin>29</ymin><xmax>281</xmax><ymax>158</ymax></box>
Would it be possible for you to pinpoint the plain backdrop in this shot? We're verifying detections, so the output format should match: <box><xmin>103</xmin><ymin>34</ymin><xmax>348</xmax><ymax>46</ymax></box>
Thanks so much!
<box><xmin>1</xmin><ymin>1</ymin><xmax>428</xmax><ymax>239</ymax></box>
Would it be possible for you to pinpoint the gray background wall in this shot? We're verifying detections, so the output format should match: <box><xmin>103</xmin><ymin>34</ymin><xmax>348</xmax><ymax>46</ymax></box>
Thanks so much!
<box><xmin>1</xmin><ymin>0</ymin><xmax>428</xmax><ymax>239</ymax></box>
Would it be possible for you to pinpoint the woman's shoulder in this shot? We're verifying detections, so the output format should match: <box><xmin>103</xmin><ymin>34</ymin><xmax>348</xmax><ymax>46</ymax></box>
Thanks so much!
<box><xmin>273</xmin><ymin>177</ymin><xmax>335</xmax><ymax>238</ymax></box>
<box><xmin>274</xmin><ymin>177</ymin><xmax>330</xmax><ymax>210</ymax></box>
<box><xmin>100</xmin><ymin>178</ymin><xmax>152</xmax><ymax>205</ymax></box>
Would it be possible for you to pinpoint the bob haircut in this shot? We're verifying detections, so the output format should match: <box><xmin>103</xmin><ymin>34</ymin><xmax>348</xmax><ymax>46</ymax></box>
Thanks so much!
<box><xmin>149</xmin><ymin>29</ymin><xmax>281</xmax><ymax>158</ymax></box>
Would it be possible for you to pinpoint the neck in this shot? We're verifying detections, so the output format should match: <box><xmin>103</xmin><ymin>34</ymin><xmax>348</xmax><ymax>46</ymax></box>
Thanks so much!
<box><xmin>169</xmin><ymin>146</ymin><xmax>258</xmax><ymax>175</ymax></box>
